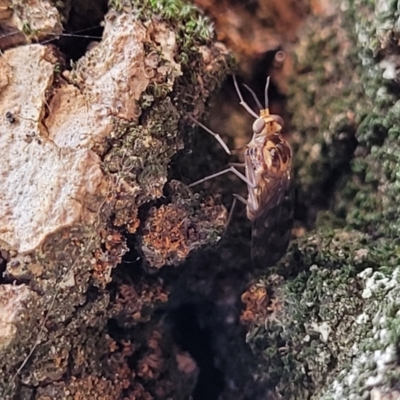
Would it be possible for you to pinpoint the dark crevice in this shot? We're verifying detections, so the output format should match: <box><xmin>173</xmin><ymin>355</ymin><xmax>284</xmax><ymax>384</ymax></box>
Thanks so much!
<box><xmin>0</xmin><ymin>274</ymin><xmax>32</xmax><ymax>287</ymax></box>
<box><xmin>107</xmin><ymin>236</ymin><xmax>144</xmax><ymax>298</ymax></box>
<box><xmin>54</xmin><ymin>0</ymin><xmax>108</xmax><ymax>63</ymax></box>
<box><xmin>163</xmin><ymin>249</ymin><xmax>276</xmax><ymax>400</ymax></box>
<box><xmin>56</xmin><ymin>24</ymin><xmax>104</xmax><ymax>63</ymax></box>
<box><xmin>168</xmin><ymin>109</ymin><xmax>233</xmax><ymax>190</ymax></box>
<box><xmin>168</xmin><ymin>302</ymin><xmax>225</xmax><ymax>400</ymax></box>
<box><xmin>12</xmin><ymin>384</ymin><xmax>36</xmax><ymax>400</ymax></box>
<box><xmin>0</xmin><ymin>253</ymin><xmax>7</xmax><ymax>284</ymax></box>
<box><xmin>105</xmin><ymin>238</ymin><xmax>274</xmax><ymax>399</ymax></box>
<box><xmin>84</xmin><ymin>285</ymin><xmax>102</xmax><ymax>303</ymax></box>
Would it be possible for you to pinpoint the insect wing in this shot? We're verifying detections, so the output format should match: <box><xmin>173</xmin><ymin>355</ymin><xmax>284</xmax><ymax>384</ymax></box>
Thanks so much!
<box><xmin>251</xmin><ymin>174</ymin><xmax>293</xmax><ymax>269</ymax></box>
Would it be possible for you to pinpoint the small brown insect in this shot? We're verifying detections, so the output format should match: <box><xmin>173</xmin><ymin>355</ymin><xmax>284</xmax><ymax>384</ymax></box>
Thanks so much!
<box><xmin>188</xmin><ymin>76</ymin><xmax>293</xmax><ymax>268</ymax></box>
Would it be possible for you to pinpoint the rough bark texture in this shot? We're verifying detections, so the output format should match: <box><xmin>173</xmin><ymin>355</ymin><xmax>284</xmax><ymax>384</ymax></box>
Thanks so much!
<box><xmin>0</xmin><ymin>1</ymin><xmax>228</xmax><ymax>399</ymax></box>
<box><xmin>1</xmin><ymin>0</ymin><xmax>400</xmax><ymax>399</ymax></box>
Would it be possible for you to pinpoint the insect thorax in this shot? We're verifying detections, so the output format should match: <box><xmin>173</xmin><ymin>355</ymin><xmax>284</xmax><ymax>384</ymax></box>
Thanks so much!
<box><xmin>263</xmin><ymin>134</ymin><xmax>291</xmax><ymax>174</ymax></box>
<box><xmin>246</xmin><ymin>133</ymin><xmax>291</xmax><ymax>177</ymax></box>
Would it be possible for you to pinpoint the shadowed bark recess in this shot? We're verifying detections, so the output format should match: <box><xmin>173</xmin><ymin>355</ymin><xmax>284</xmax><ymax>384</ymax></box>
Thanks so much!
<box><xmin>1</xmin><ymin>0</ymin><xmax>400</xmax><ymax>399</ymax></box>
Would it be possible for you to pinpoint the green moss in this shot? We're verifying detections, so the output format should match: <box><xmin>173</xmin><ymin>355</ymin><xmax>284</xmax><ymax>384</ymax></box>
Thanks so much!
<box><xmin>287</xmin><ymin>12</ymin><xmax>364</xmax><ymax>225</ymax></box>
<box><xmin>21</xmin><ymin>21</ymin><xmax>33</xmax><ymax>35</ymax></box>
<box><xmin>103</xmin><ymin>97</ymin><xmax>181</xmax><ymax>203</ymax></box>
<box><xmin>134</xmin><ymin>0</ymin><xmax>214</xmax><ymax>44</ymax></box>
<box><xmin>246</xmin><ymin>0</ymin><xmax>400</xmax><ymax>397</ymax></box>
<box><xmin>101</xmin><ymin>0</ymin><xmax>231</xmax><ymax>224</ymax></box>
<box><xmin>247</xmin><ymin>232</ymin><xmax>400</xmax><ymax>399</ymax></box>
<box><xmin>109</xmin><ymin>0</ymin><xmax>124</xmax><ymax>12</ymax></box>
<box><xmin>109</xmin><ymin>0</ymin><xmax>215</xmax><ymax>66</ymax></box>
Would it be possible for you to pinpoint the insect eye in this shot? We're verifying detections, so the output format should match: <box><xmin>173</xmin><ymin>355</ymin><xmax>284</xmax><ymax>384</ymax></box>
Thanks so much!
<box><xmin>252</xmin><ymin>118</ymin><xmax>265</xmax><ymax>134</ymax></box>
<box><xmin>270</xmin><ymin>114</ymin><xmax>284</xmax><ymax>127</ymax></box>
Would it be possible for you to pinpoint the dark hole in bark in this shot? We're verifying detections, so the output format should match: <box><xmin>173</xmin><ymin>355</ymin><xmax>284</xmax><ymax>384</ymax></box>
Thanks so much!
<box><xmin>0</xmin><ymin>254</ymin><xmax>6</xmax><ymax>283</ymax></box>
<box><xmin>56</xmin><ymin>0</ymin><xmax>108</xmax><ymax>63</ymax></box>
<box><xmin>168</xmin><ymin>301</ymin><xmax>225</xmax><ymax>400</ymax></box>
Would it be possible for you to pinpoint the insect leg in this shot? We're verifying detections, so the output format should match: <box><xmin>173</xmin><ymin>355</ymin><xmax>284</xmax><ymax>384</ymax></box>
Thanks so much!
<box><xmin>188</xmin><ymin>167</ymin><xmax>233</xmax><ymax>187</ymax></box>
<box><xmin>233</xmin><ymin>193</ymin><xmax>257</xmax><ymax>216</ymax></box>
<box><xmin>228</xmin><ymin>162</ymin><xmax>246</xmax><ymax>168</ymax></box>
<box><xmin>232</xmin><ymin>193</ymin><xmax>250</xmax><ymax>207</ymax></box>
<box><xmin>229</xmin><ymin>166</ymin><xmax>256</xmax><ymax>188</ymax></box>
<box><xmin>226</xmin><ymin>196</ymin><xmax>238</xmax><ymax>228</ymax></box>
<box><xmin>186</xmin><ymin>113</ymin><xmax>231</xmax><ymax>155</ymax></box>
<box><xmin>188</xmin><ymin>166</ymin><xmax>255</xmax><ymax>188</ymax></box>
<box><xmin>232</xmin><ymin>75</ymin><xmax>259</xmax><ymax>119</ymax></box>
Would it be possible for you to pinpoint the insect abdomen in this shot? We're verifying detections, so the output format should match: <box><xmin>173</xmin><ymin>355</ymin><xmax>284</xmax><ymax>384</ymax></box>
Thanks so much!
<box><xmin>251</xmin><ymin>184</ymin><xmax>293</xmax><ymax>269</ymax></box>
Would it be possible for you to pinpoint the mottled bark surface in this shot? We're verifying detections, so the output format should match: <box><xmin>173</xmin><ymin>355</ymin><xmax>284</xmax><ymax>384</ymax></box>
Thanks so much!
<box><xmin>0</xmin><ymin>1</ymin><xmax>229</xmax><ymax>399</ymax></box>
<box><xmin>1</xmin><ymin>0</ymin><xmax>400</xmax><ymax>399</ymax></box>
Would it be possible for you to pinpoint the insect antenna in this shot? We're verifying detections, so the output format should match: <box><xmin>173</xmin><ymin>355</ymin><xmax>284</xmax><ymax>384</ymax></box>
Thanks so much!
<box><xmin>264</xmin><ymin>76</ymin><xmax>271</xmax><ymax>109</ymax></box>
<box><xmin>242</xmin><ymin>83</ymin><xmax>263</xmax><ymax>110</ymax></box>
<box><xmin>232</xmin><ymin>74</ymin><xmax>259</xmax><ymax>119</ymax></box>
<box><xmin>0</xmin><ymin>30</ymin><xmax>19</xmax><ymax>41</ymax></box>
